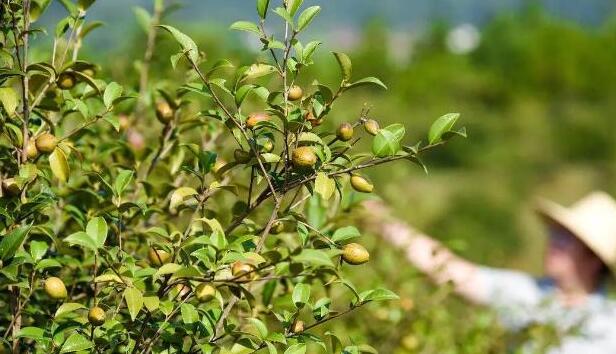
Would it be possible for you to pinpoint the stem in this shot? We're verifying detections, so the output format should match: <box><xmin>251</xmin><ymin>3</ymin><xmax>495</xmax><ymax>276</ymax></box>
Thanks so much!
<box><xmin>19</xmin><ymin>0</ymin><xmax>31</xmax><ymax>165</ymax></box>
<box><xmin>136</xmin><ymin>1</ymin><xmax>163</xmax><ymax>115</ymax></box>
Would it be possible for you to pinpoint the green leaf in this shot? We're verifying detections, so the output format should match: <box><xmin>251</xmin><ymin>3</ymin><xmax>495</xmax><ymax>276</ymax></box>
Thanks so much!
<box><xmin>29</xmin><ymin>240</ymin><xmax>48</xmax><ymax>261</ymax></box>
<box><xmin>284</xmin><ymin>343</ymin><xmax>307</xmax><ymax>354</ymax></box>
<box><xmin>55</xmin><ymin>303</ymin><xmax>86</xmax><ymax>318</ymax></box>
<box><xmin>124</xmin><ymin>287</ymin><xmax>143</xmax><ymax>321</ymax></box>
<box><xmin>143</xmin><ymin>296</ymin><xmax>160</xmax><ymax>312</ymax></box>
<box><xmin>230</xmin><ymin>21</ymin><xmax>260</xmax><ymax>35</ymax></box>
<box><xmin>345</xmin><ymin>77</ymin><xmax>387</xmax><ymax>90</ymax></box>
<box><xmin>180</xmin><ymin>303</ymin><xmax>199</xmax><ymax>324</ymax></box>
<box><xmin>257</xmin><ymin>0</ymin><xmax>270</xmax><ymax>19</ymax></box>
<box><xmin>248</xmin><ymin>317</ymin><xmax>268</xmax><ymax>339</ymax></box>
<box><xmin>16</xmin><ymin>327</ymin><xmax>45</xmax><ymax>340</ymax></box>
<box><xmin>114</xmin><ymin>169</ymin><xmax>134</xmax><ymax>196</ymax></box>
<box><xmin>315</xmin><ymin>172</ymin><xmax>335</xmax><ymax>200</ymax></box>
<box><xmin>383</xmin><ymin>123</ymin><xmax>405</xmax><ymax>141</ymax></box>
<box><xmin>60</xmin><ymin>333</ymin><xmax>92</xmax><ymax>353</ymax></box>
<box><xmin>242</xmin><ymin>63</ymin><xmax>277</xmax><ymax>81</ymax></box>
<box><xmin>359</xmin><ymin>288</ymin><xmax>399</xmax><ymax>303</ymax></box>
<box><xmin>0</xmin><ymin>225</ymin><xmax>31</xmax><ymax>261</ymax></box>
<box><xmin>35</xmin><ymin>259</ymin><xmax>61</xmax><ymax>271</ymax></box>
<box><xmin>294</xmin><ymin>249</ymin><xmax>334</xmax><ymax>268</ymax></box>
<box><xmin>372</xmin><ymin>129</ymin><xmax>400</xmax><ymax>157</ymax></box>
<box><xmin>331</xmin><ymin>226</ymin><xmax>360</xmax><ymax>243</ymax></box>
<box><xmin>86</xmin><ymin>217</ymin><xmax>108</xmax><ymax>248</ymax></box>
<box><xmin>153</xmin><ymin>263</ymin><xmax>182</xmax><ymax>279</ymax></box>
<box><xmin>133</xmin><ymin>6</ymin><xmax>152</xmax><ymax>33</ymax></box>
<box><xmin>169</xmin><ymin>187</ymin><xmax>198</xmax><ymax>211</ymax></box>
<box><xmin>287</xmin><ymin>0</ymin><xmax>303</xmax><ymax>16</ymax></box>
<box><xmin>63</xmin><ymin>231</ymin><xmax>97</xmax><ymax>251</ymax></box>
<box><xmin>103</xmin><ymin>82</ymin><xmax>122</xmax><ymax>108</ymax></box>
<box><xmin>0</xmin><ymin>87</ymin><xmax>18</xmax><ymax>116</ymax></box>
<box><xmin>49</xmin><ymin>147</ymin><xmax>69</xmax><ymax>182</ymax></box>
<box><xmin>157</xmin><ymin>25</ymin><xmax>200</xmax><ymax>63</ymax></box>
<box><xmin>273</xmin><ymin>7</ymin><xmax>294</xmax><ymax>28</ymax></box>
<box><xmin>297</xmin><ymin>6</ymin><xmax>320</xmax><ymax>32</ymax></box>
<box><xmin>333</xmin><ymin>52</ymin><xmax>352</xmax><ymax>82</ymax></box>
<box><xmin>428</xmin><ymin>113</ymin><xmax>461</xmax><ymax>144</ymax></box>
<box><xmin>292</xmin><ymin>283</ymin><xmax>311</xmax><ymax>309</ymax></box>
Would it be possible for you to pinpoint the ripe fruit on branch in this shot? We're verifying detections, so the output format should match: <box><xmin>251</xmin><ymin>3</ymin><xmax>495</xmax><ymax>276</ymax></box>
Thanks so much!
<box><xmin>336</xmin><ymin>122</ymin><xmax>354</xmax><ymax>141</ymax></box>
<box><xmin>341</xmin><ymin>243</ymin><xmax>370</xmax><ymax>265</ymax></box>
<box><xmin>44</xmin><ymin>277</ymin><xmax>68</xmax><ymax>299</ymax></box>
<box><xmin>232</xmin><ymin>261</ymin><xmax>256</xmax><ymax>281</ymax></box>
<box><xmin>364</xmin><ymin>119</ymin><xmax>380</xmax><ymax>136</ymax></box>
<box><xmin>88</xmin><ymin>306</ymin><xmax>106</xmax><ymax>326</ymax></box>
<box><xmin>195</xmin><ymin>283</ymin><xmax>216</xmax><ymax>302</ymax></box>
<box><xmin>246</xmin><ymin>112</ymin><xmax>271</xmax><ymax>129</ymax></box>
<box><xmin>174</xmin><ymin>283</ymin><xmax>191</xmax><ymax>299</ymax></box>
<box><xmin>291</xmin><ymin>146</ymin><xmax>317</xmax><ymax>169</ymax></box>
<box><xmin>35</xmin><ymin>133</ymin><xmax>58</xmax><ymax>153</ymax></box>
<box><xmin>155</xmin><ymin>101</ymin><xmax>174</xmax><ymax>124</ymax></box>
<box><xmin>2</xmin><ymin>178</ymin><xmax>21</xmax><ymax>196</ymax></box>
<box><xmin>57</xmin><ymin>72</ymin><xmax>76</xmax><ymax>90</ymax></box>
<box><xmin>288</xmin><ymin>85</ymin><xmax>303</xmax><ymax>101</ymax></box>
<box><xmin>234</xmin><ymin>149</ymin><xmax>252</xmax><ymax>163</ymax></box>
<box><xmin>148</xmin><ymin>248</ymin><xmax>171</xmax><ymax>266</ymax></box>
<box><xmin>26</xmin><ymin>140</ymin><xmax>38</xmax><ymax>159</ymax></box>
<box><xmin>350</xmin><ymin>175</ymin><xmax>374</xmax><ymax>193</ymax></box>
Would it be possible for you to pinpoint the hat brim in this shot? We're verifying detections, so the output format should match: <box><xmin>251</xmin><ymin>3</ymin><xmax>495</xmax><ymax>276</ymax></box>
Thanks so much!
<box><xmin>535</xmin><ymin>197</ymin><xmax>616</xmax><ymax>276</ymax></box>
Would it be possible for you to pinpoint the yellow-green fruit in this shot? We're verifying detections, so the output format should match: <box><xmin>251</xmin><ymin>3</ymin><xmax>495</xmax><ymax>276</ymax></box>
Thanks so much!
<box><xmin>82</xmin><ymin>67</ymin><xmax>96</xmax><ymax>77</ymax></box>
<box><xmin>232</xmin><ymin>261</ymin><xmax>256</xmax><ymax>281</ymax></box>
<box><xmin>350</xmin><ymin>175</ymin><xmax>374</xmax><ymax>193</ymax></box>
<box><xmin>291</xmin><ymin>146</ymin><xmax>317</xmax><ymax>169</ymax></box>
<box><xmin>44</xmin><ymin>277</ymin><xmax>68</xmax><ymax>299</ymax></box>
<box><xmin>35</xmin><ymin>133</ymin><xmax>58</xmax><ymax>153</ymax></box>
<box><xmin>57</xmin><ymin>72</ymin><xmax>76</xmax><ymax>90</ymax></box>
<box><xmin>88</xmin><ymin>306</ymin><xmax>106</xmax><ymax>326</ymax></box>
<box><xmin>270</xmin><ymin>220</ymin><xmax>285</xmax><ymax>235</ymax></box>
<box><xmin>2</xmin><ymin>178</ymin><xmax>21</xmax><ymax>196</ymax></box>
<box><xmin>364</xmin><ymin>119</ymin><xmax>380</xmax><ymax>136</ymax></box>
<box><xmin>195</xmin><ymin>283</ymin><xmax>216</xmax><ymax>302</ymax></box>
<box><xmin>174</xmin><ymin>284</ymin><xmax>191</xmax><ymax>298</ymax></box>
<box><xmin>234</xmin><ymin>149</ymin><xmax>252</xmax><ymax>163</ymax></box>
<box><xmin>341</xmin><ymin>243</ymin><xmax>370</xmax><ymax>265</ymax></box>
<box><xmin>148</xmin><ymin>248</ymin><xmax>171</xmax><ymax>266</ymax></box>
<box><xmin>336</xmin><ymin>122</ymin><xmax>354</xmax><ymax>141</ymax></box>
<box><xmin>291</xmin><ymin>320</ymin><xmax>304</xmax><ymax>333</ymax></box>
<box><xmin>259</xmin><ymin>139</ymin><xmax>275</xmax><ymax>153</ymax></box>
<box><xmin>246</xmin><ymin>112</ymin><xmax>270</xmax><ymax>129</ymax></box>
<box><xmin>288</xmin><ymin>85</ymin><xmax>303</xmax><ymax>101</ymax></box>
<box><xmin>155</xmin><ymin>101</ymin><xmax>174</xmax><ymax>124</ymax></box>
<box><xmin>26</xmin><ymin>140</ymin><xmax>38</xmax><ymax>159</ymax></box>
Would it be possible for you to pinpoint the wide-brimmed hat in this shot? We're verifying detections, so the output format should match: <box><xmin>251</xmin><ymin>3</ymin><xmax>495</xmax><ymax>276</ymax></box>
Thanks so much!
<box><xmin>536</xmin><ymin>191</ymin><xmax>616</xmax><ymax>274</ymax></box>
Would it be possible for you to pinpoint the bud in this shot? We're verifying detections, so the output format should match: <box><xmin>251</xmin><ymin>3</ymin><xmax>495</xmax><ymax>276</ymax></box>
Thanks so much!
<box><xmin>336</xmin><ymin>122</ymin><xmax>354</xmax><ymax>141</ymax></box>
<box><xmin>291</xmin><ymin>146</ymin><xmax>317</xmax><ymax>169</ymax></box>
<box><xmin>350</xmin><ymin>175</ymin><xmax>374</xmax><ymax>193</ymax></box>
<box><xmin>155</xmin><ymin>101</ymin><xmax>174</xmax><ymax>124</ymax></box>
<box><xmin>288</xmin><ymin>85</ymin><xmax>303</xmax><ymax>101</ymax></box>
<box><xmin>364</xmin><ymin>119</ymin><xmax>380</xmax><ymax>136</ymax></box>
<box><xmin>341</xmin><ymin>243</ymin><xmax>370</xmax><ymax>265</ymax></box>
<box><xmin>35</xmin><ymin>133</ymin><xmax>58</xmax><ymax>154</ymax></box>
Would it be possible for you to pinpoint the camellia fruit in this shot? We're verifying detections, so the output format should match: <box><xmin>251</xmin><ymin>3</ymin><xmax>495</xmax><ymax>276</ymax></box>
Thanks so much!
<box><xmin>148</xmin><ymin>248</ymin><xmax>171</xmax><ymax>266</ymax></box>
<box><xmin>336</xmin><ymin>122</ymin><xmax>354</xmax><ymax>141</ymax></box>
<box><xmin>341</xmin><ymin>243</ymin><xmax>370</xmax><ymax>265</ymax></box>
<box><xmin>270</xmin><ymin>220</ymin><xmax>285</xmax><ymax>235</ymax></box>
<box><xmin>174</xmin><ymin>283</ymin><xmax>191</xmax><ymax>299</ymax></box>
<box><xmin>234</xmin><ymin>149</ymin><xmax>252</xmax><ymax>163</ymax></box>
<box><xmin>287</xmin><ymin>85</ymin><xmax>303</xmax><ymax>101</ymax></box>
<box><xmin>291</xmin><ymin>146</ymin><xmax>317</xmax><ymax>169</ymax></box>
<box><xmin>259</xmin><ymin>138</ymin><xmax>274</xmax><ymax>153</ymax></box>
<box><xmin>155</xmin><ymin>101</ymin><xmax>174</xmax><ymax>124</ymax></box>
<box><xmin>57</xmin><ymin>72</ymin><xmax>76</xmax><ymax>90</ymax></box>
<box><xmin>2</xmin><ymin>178</ymin><xmax>21</xmax><ymax>196</ymax></box>
<box><xmin>246</xmin><ymin>112</ymin><xmax>270</xmax><ymax>129</ymax></box>
<box><xmin>44</xmin><ymin>277</ymin><xmax>68</xmax><ymax>299</ymax></box>
<box><xmin>26</xmin><ymin>140</ymin><xmax>38</xmax><ymax>159</ymax></box>
<box><xmin>88</xmin><ymin>306</ymin><xmax>106</xmax><ymax>326</ymax></box>
<box><xmin>195</xmin><ymin>283</ymin><xmax>216</xmax><ymax>302</ymax></box>
<box><xmin>232</xmin><ymin>261</ymin><xmax>256</xmax><ymax>281</ymax></box>
<box><xmin>364</xmin><ymin>119</ymin><xmax>380</xmax><ymax>136</ymax></box>
<box><xmin>35</xmin><ymin>133</ymin><xmax>58</xmax><ymax>153</ymax></box>
<box><xmin>350</xmin><ymin>175</ymin><xmax>374</xmax><ymax>193</ymax></box>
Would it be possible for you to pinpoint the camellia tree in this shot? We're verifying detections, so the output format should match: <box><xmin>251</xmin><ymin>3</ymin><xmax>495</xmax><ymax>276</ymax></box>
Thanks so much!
<box><xmin>0</xmin><ymin>0</ymin><xmax>465</xmax><ymax>352</ymax></box>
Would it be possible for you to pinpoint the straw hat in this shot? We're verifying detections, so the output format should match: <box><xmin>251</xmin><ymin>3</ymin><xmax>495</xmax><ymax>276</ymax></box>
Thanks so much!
<box><xmin>536</xmin><ymin>191</ymin><xmax>616</xmax><ymax>273</ymax></box>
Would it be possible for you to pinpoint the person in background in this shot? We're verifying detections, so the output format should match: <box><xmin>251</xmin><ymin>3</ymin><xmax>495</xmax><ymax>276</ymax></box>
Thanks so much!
<box><xmin>364</xmin><ymin>191</ymin><xmax>616</xmax><ymax>353</ymax></box>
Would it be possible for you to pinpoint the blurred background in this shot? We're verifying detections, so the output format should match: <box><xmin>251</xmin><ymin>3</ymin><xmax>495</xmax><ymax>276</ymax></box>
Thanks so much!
<box><xmin>39</xmin><ymin>0</ymin><xmax>616</xmax><ymax>352</ymax></box>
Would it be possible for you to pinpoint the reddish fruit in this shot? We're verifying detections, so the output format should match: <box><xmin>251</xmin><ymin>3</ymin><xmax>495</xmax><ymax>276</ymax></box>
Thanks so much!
<box><xmin>246</xmin><ymin>112</ymin><xmax>270</xmax><ymax>129</ymax></box>
<box><xmin>291</xmin><ymin>146</ymin><xmax>317</xmax><ymax>169</ymax></box>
